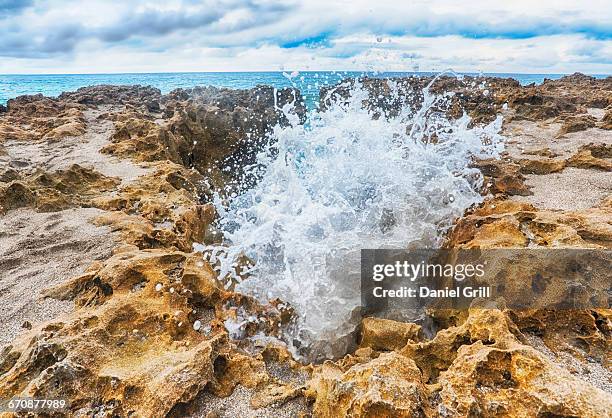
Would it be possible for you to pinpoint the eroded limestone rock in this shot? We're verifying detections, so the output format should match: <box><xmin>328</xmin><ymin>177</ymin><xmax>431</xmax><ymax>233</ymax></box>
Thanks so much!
<box><xmin>1</xmin><ymin>78</ymin><xmax>610</xmax><ymax>417</ymax></box>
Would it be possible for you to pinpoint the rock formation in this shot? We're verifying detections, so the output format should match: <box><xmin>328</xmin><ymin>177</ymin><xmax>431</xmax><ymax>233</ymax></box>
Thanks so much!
<box><xmin>0</xmin><ymin>75</ymin><xmax>610</xmax><ymax>417</ymax></box>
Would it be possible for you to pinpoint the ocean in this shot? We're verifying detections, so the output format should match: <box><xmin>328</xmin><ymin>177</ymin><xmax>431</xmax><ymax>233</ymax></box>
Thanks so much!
<box><xmin>1</xmin><ymin>71</ymin><xmax>610</xmax><ymax>109</ymax></box>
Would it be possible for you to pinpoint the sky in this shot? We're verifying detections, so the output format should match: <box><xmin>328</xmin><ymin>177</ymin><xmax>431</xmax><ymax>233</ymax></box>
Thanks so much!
<box><xmin>0</xmin><ymin>0</ymin><xmax>611</xmax><ymax>74</ymax></box>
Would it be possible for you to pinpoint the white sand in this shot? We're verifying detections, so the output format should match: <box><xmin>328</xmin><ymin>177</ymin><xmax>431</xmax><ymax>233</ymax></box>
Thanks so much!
<box><xmin>0</xmin><ymin>207</ymin><xmax>117</xmax><ymax>347</ymax></box>
<box><xmin>515</xmin><ymin>167</ymin><xmax>612</xmax><ymax>211</ymax></box>
<box><xmin>0</xmin><ymin>106</ymin><xmax>148</xmax><ymax>348</ymax></box>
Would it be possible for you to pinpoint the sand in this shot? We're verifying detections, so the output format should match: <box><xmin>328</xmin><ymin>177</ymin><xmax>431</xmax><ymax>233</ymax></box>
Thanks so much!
<box><xmin>0</xmin><ymin>207</ymin><xmax>117</xmax><ymax>346</ymax></box>
<box><xmin>503</xmin><ymin>112</ymin><xmax>612</xmax><ymax>211</ymax></box>
<box><xmin>169</xmin><ymin>385</ymin><xmax>311</xmax><ymax>418</ymax></box>
<box><xmin>516</xmin><ymin>167</ymin><xmax>611</xmax><ymax>211</ymax></box>
<box><xmin>1</xmin><ymin>106</ymin><xmax>150</xmax><ymax>184</ymax></box>
<box><xmin>525</xmin><ymin>334</ymin><xmax>612</xmax><ymax>394</ymax></box>
<box><xmin>503</xmin><ymin>109</ymin><xmax>612</xmax><ymax>161</ymax></box>
<box><xmin>0</xmin><ymin>106</ymin><xmax>148</xmax><ymax>347</ymax></box>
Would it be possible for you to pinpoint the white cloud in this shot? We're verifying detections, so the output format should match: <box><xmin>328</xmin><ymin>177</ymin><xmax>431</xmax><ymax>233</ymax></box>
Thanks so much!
<box><xmin>0</xmin><ymin>0</ymin><xmax>610</xmax><ymax>74</ymax></box>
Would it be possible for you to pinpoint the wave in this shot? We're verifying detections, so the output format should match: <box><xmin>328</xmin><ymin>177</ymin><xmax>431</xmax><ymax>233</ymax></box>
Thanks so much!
<box><xmin>197</xmin><ymin>75</ymin><xmax>505</xmax><ymax>360</ymax></box>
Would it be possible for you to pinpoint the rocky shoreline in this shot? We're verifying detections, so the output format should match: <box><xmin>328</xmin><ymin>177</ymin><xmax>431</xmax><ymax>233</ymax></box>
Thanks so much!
<box><xmin>0</xmin><ymin>74</ymin><xmax>610</xmax><ymax>417</ymax></box>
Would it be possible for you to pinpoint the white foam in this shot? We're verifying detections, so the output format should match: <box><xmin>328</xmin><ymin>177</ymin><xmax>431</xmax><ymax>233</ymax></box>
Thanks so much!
<box><xmin>202</xmin><ymin>77</ymin><xmax>504</xmax><ymax>358</ymax></box>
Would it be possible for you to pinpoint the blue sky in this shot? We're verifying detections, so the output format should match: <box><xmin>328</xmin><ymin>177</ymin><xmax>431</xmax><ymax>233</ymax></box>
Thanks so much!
<box><xmin>0</xmin><ymin>0</ymin><xmax>611</xmax><ymax>74</ymax></box>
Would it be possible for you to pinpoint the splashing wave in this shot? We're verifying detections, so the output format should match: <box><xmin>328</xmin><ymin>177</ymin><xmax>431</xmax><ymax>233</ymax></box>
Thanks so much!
<box><xmin>199</xmin><ymin>77</ymin><xmax>505</xmax><ymax>359</ymax></box>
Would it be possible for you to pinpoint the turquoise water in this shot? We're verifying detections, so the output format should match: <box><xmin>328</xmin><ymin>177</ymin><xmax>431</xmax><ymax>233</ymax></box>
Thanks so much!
<box><xmin>0</xmin><ymin>71</ymin><xmax>609</xmax><ymax>108</ymax></box>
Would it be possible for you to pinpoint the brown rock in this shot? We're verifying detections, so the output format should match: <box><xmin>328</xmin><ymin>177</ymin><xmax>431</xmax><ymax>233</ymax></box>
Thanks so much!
<box><xmin>438</xmin><ymin>341</ymin><xmax>612</xmax><ymax>417</ymax></box>
<box><xmin>400</xmin><ymin>309</ymin><xmax>521</xmax><ymax>384</ymax></box>
<box><xmin>0</xmin><ymin>165</ymin><xmax>121</xmax><ymax>213</ymax></box>
<box><xmin>58</xmin><ymin>85</ymin><xmax>162</xmax><ymax>108</ymax></box>
<box><xmin>102</xmin><ymin>85</ymin><xmax>305</xmax><ymax>191</ymax></box>
<box><xmin>359</xmin><ymin>317</ymin><xmax>422</xmax><ymax>351</ymax></box>
<box><xmin>249</xmin><ymin>382</ymin><xmax>302</xmax><ymax>409</ymax></box>
<box><xmin>601</xmin><ymin>109</ymin><xmax>612</xmax><ymax>129</ymax></box>
<box><xmin>0</xmin><ymin>124</ymin><xmax>35</xmax><ymax>141</ymax></box>
<box><xmin>0</xmin><ymin>181</ymin><xmax>35</xmax><ymax>213</ymax></box>
<box><xmin>566</xmin><ymin>146</ymin><xmax>612</xmax><ymax>171</ymax></box>
<box><xmin>517</xmin><ymin>158</ymin><xmax>565</xmax><ymax>174</ymax></box>
<box><xmin>556</xmin><ymin>114</ymin><xmax>597</xmax><ymax>137</ymax></box>
<box><xmin>1</xmin><ymin>94</ymin><xmax>87</xmax><ymax>141</ymax></box>
<box><xmin>509</xmin><ymin>309</ymin><xmax>611</xmax><ymax>369</ymax></box>
<box><xmin>0</xmin><ymin>253</ymin><xmax>227</xmax><ymax>417</ymax></box>
<box><xmin>0</xmin><ymin>168</ymin><xmax>20</xmax><ymax>182</ymax></box>
<box><xmin>474</xmin><ymin>159</ymin><xmax>531</xmax><ymax>196</ymax></box>
<box><xmin>585</xmin><ymin>142</ymin><xmax>612</xmax><ymax>158</ymax></box>
<box><xmin>307</xmin><ymin>351</ymin><xmax>430</xmax><ymax>417</ymax></box>
<box><xmin>465</xmin><ymin>217</ymin><xmax>528</xmax><ymax>248</ymax></box>
<box><xmin>41</xmin><ymin>120</ymin><xmax>86</xmax><ymax>140</ymax></box>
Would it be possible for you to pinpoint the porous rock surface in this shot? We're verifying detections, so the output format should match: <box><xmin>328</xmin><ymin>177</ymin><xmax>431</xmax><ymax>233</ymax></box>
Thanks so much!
<box><xmin>0</xmin><ymin>75</ymin><xmax>610</xmax><ymax>417</ymax></box>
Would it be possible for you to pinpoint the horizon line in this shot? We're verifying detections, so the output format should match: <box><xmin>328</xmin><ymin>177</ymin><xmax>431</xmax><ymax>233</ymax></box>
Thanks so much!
<box><xmin>1</xmin><ymin>70</ymin><xmax>610</xmax><ymax>77</ymax></box>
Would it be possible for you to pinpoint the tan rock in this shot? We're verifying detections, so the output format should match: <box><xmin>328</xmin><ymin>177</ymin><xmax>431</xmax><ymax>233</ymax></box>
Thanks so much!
<box><xmin>0</xmin><ymin>164</ymin><xmax>120</xmax><ymax>213</ymax></box>
<box><xmin>556</xmin><ymin>114</ymin><xmax>597</xmax><ymax>137</ymax></box>
<box><xmin>464</xmin><ymin>217</ymin><xmax>528</xmax><ymax>248</ymax></box>
<box><xmin>400</xmin><ymin>309</ymin><xmax>521</xmax><ymax>384</ymax></box>
<box><xmin>0</xmin><ymin>248</ymin><xmax>228</xmax><ymax>417</ymax></box>
<box><xmin>518</xmin><ymin>157</ymin><xmax>565</xmax><ymax>174</ymax></box>
<box><xmin>566</xmin><ymin>147</ymin><xmax>612</xmax><ymax>171</ymax></box>
<box><xmin>307</xmin><ymin>351</ymin><xmax>430</xmax><ymax>417</ymax></box>
<box><xmin>0</xmin><ymin>94</ymin><xmax>87</xmax><ymax>141</ymax></box>
<box><xmin>359</xmin><ymin>317</ymin><xmax>422</xmax><ymax>351</ymax></box>
<box><xmin>41</xmin><ymin>120</ymin><xmax>86</xmax><ymax>141</ymax></box>
<box><xmin>249</xmin><ymin>382</ymin><xmax>302</xmax><ymax>409</ymax></box>
<box><xmin>601</xmin><ymin>109</ymin><xmax>612</xmax><ymax>129</ymax></box>
<box><xmin>438</xmin><ymin>341</ymin><xmax>612</xmax><ymax>417</ymax></box>
<box><xmin>475</xmin><ymin>159</ymin><xmax>531</xmax><ymax>196</ymax></box>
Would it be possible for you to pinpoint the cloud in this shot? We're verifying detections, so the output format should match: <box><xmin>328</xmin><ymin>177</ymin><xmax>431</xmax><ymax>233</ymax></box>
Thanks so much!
<box><xmin>0</xmin><ymin>0</ymin><xmax>33</xmax><ymax>16</ymax></box>
<box><xmin>96</xmin><ymin>8</ymin><xmax>226</xmax><ymax>42</ymax></box>
<box><xmin>0</xmin><ymin>0</ymin><xmax>297</xmax><ymax>57</ymax></box>
<box><xmin>94</xmin><ymin>1</ymin><xmax>295</xmax><ymax>43</ymax></box>
<box><xmin>566</xmin><ymin>40</ymin><xmax>612</xmax><ymax>64</ymax></box>
<box><xmin>0</xmin><ymin>0</ymin><xmax>610</xmax><ymax>73</ymax></box>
